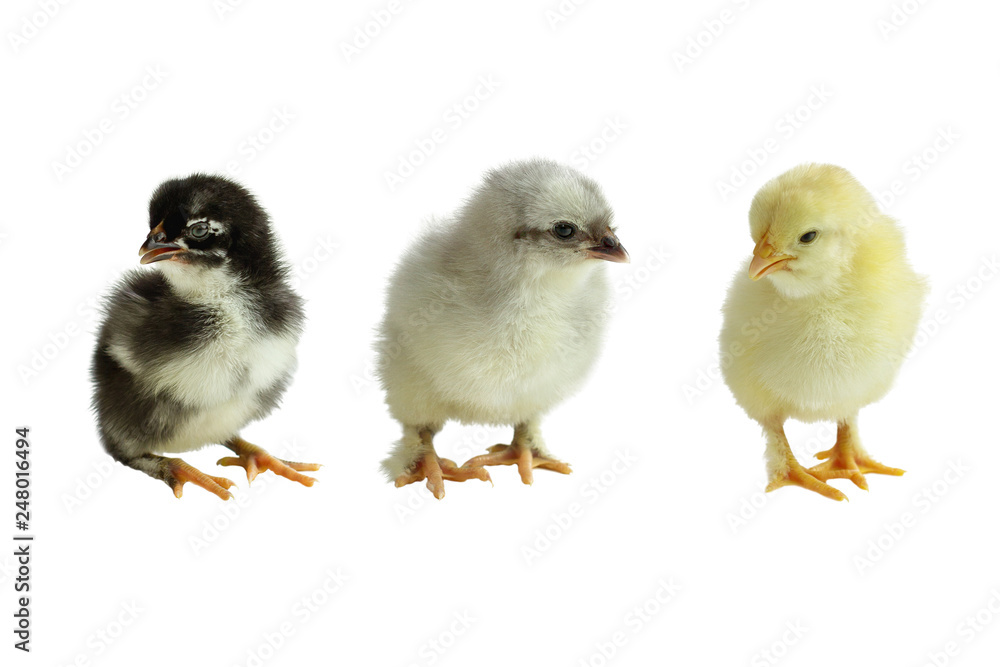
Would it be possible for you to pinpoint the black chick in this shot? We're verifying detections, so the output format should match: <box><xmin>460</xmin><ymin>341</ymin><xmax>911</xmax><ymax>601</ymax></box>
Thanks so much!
<box><xmin>91</xmin><ymin>174</ymin><xmax>318</xmax><ymax>499</ymax></box>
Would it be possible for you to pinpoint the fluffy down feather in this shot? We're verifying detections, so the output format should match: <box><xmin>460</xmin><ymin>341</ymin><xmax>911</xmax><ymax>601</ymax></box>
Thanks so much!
<box><xmin>720</xmin><ymin>163</ymin><xmax>927</xmax><ymax>500</ymax></box>
<box><xmin>376</xmin><ymin>159</ymin><xmax>627</xmax><ymax>496</ymax></box>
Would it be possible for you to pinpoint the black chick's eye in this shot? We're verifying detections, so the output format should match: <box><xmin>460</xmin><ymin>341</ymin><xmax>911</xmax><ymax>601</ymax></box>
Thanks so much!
<box><xmin>799</xmin><ymin>231</ymin><xmax>817</xmax><ymax>244</ymax></box>
<box><xmin>553</xmin><ymin>222</ymin><xmax>576</xmax><ymax>239</ymax></box>
<box><xmin>189</xmin><ymin>223</ymin><xmax>210</xmax><ymax>240</ymax></box>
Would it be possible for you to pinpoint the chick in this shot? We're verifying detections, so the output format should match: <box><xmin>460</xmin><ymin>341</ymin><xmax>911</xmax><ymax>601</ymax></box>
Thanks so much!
<box><xmin>377</xmin><ymin>159</ymin><xmax>628</xmax><ymax>499</ymax></box>
<box><xmin>720</xmin><ymin>164</ymin><xmax>927</xmax><ymax>501</ymax></box>
<box><xmin>91</xmin><ymin>174</ymin><xmax>320</xmax><ymax>500</ymax></box>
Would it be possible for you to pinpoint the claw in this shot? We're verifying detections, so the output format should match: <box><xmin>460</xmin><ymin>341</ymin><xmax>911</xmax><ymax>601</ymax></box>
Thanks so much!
<box><xmin>462</xmin><ymin>442</ymin><xmax>572</xmax><ymax>486</ymax></box>
<box><xmin>808</xmin><ymin>445</ymin><xmax>904</xmax><ymax>490</ymax></box>
<box><xmin>168</xmin><ymin>459</ymin><xmax>235</xmax><ymax>500</ymax></box>
<box><xmin>220</xmin><ymin>437</ymin><xmax>321</xmax><ymax>487</ymax></box>
<box><xmin>766</xmin><ymin>463</ymin><xmax>847</xmax><ymax>502</ymax></box>
<box><xmin>394</xmin><ymin>451</ymin><xmax>491</xmax><ymax>499</ymax></box>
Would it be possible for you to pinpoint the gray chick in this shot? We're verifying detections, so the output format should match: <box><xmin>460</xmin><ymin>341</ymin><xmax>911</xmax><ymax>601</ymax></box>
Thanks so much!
<box><xmin>377</xmin><ymin>159</ymin><xmax>628</xmax><ymax>499</ymax></box>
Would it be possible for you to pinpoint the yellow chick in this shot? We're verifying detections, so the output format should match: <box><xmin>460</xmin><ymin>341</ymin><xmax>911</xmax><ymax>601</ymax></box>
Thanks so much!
<box><xmin>720</xmin><ymin>164</ymin><xmax>927</xmax><ymax>501</ymax></box>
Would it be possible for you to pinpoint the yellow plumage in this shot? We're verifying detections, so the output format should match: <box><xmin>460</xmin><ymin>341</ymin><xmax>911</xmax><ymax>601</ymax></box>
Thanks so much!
<box><xmin>720</xmin><ymin>163</ymin><xmax>928</xmax><ymax>501</ymax></box>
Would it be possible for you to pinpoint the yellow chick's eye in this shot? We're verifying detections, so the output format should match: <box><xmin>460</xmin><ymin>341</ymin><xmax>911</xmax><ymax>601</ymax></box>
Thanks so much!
<box><xmin>799</xmin><ymin>231</ymin><xmax>817</xmax><ymax>244</ymax></box>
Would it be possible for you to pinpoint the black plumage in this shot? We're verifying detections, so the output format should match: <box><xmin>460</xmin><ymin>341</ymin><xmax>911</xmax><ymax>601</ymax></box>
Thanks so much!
<box><xmin>91</xmin><ymin>174</ymin><xmax>318</xmax><ymax>499</ymax></box>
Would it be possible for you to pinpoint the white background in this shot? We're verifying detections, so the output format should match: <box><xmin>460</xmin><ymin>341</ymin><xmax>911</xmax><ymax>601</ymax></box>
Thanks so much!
<box><xmin>2</xmin><ymin>0</ymin><xmax>999</xmax><ymax>665</ymax></box>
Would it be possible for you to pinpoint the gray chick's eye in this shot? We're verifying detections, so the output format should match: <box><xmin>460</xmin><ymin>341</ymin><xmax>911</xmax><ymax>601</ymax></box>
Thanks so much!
<box><xmin>553</xmin><ymin>222</ymin><xmax>576</xmax><ymax>239</ymax></box>
<box><xmin>799</xmin><ymin>231</ymin><xmax>817</xmax><ymax>244</ymax></box>
<box><xmin>189</xmin><ymin>223</ymin><xmax>210</xmax><ymax>240</ymax></box>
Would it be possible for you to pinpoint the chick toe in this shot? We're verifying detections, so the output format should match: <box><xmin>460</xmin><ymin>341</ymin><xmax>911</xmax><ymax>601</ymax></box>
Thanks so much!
<box><xmin>394</xmin><ymin>451</ymin><xmax>491</xmax><ymax>500</ymax></box>
<box><xmin>809</xmin><ymin>446</ymin><xmax>904</xmax><ymax>489</ymax></box>
<box><xmin>766</xmin><ymin>463</ymin><xmax>847</xmax><ymax>502</ymax></box>
<box><xmin>809</xmin><ymin>454</ymin><xmax>870</xmax><ymax>490</ymax></box>
<box><xmin>218</xmin><ymin>437</ymin><xmax>320</xmax><ymax>487</ymax></box>
<box><xmin>166</xmin><ymin>459</ymin><xmax>235</xmax><ymax>501</ymax></box>
<box><xmin>462</xmin><ymin>432</ymin><xmax>572</xmax><ymax>486</ymax></box>
<box><xmin>807</xmin><ymin>420</ymin><xmax>905</xmax><ymax>490</ymax></box>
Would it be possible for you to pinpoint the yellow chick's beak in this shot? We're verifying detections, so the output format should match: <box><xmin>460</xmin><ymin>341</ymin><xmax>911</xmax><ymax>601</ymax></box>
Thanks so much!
<box><xmin>748</xmin><ymin>237</ymin><xmax>793</xmax><ymax>281</ymax></box>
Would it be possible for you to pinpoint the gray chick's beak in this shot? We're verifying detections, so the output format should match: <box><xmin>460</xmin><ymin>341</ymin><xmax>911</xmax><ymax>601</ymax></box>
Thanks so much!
<box><xmin>586</xmin><ymin>233</ymin><xmax>629</xmax><ymax>263</ymax></box>
<box><xmin>139</xmin><ymin>220</ymin><xmax>185</xmax><ymax>264</ymax></box>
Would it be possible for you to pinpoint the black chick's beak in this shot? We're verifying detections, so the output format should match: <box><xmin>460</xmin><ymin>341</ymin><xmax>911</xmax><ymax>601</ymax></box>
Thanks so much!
<box><xmin>139</xmin><ymin>221</ymin><xmax>184</xmax><ymax>264</ymax></box>
<box><xmin>586</xmin><ymin>232</ymin><xmax>629</xmax><ymax>264</ymax></box>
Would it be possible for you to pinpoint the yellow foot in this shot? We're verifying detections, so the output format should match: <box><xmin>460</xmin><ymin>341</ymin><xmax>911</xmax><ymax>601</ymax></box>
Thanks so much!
<box><xmin>394</xmin><ymin>451</ymin><xmax>491</xmax><ymax>500</ymax></box>
<box><xmin>167</xmin><ymin>459</ymin><xmax>235</xmax><ymax>500</ymax></box>
<box><xmin>218</xmin><ymin>438</ymin><xmax>321</xmax><ymax>487</ymax></box>
<box><xmin>766</xmin><ymin>463</ymin><xmax>847</xmax><ymax>502</ymax></box>
<box><xmin>462</xmin><ymin>443</ymin><xmax>572</xmax><ymax>485</ymax></box>
<box><xmin>808</xmin><ymin>447</ymin><xmax>905</xmax><ymax>491</ymax></box>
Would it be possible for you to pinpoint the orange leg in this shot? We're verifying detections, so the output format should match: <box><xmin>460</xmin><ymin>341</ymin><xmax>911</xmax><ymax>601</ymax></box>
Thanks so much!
<box><xmin>461</xmin><ymin>422</ymin><xmax>571</xmax><ymax>485</ymax></box>
<box><xmin>166</xmin><ymin>458</ymin><xmax>236</xmax><ymax>500</ymax></box>
<box><xmin>218</xmin><ymin>436</ymin><xmax>321</xmax><ymax>487</ymax></box>
<box><xmin>763</xmin><ymin>418</ymin><xmax>846</xmax><ymax>502</ymax></box>
<box><xmin>808</xmin><ymin>418</ymin><xmax>904</xmax><ymax>490</ymax></box>
<box><xmin>395</xmin><ymin>447</ymin><xmax>491</xmax><ymax>500</ymax></box>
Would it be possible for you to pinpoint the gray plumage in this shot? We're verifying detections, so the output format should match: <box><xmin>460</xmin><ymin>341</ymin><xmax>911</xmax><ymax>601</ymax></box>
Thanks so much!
<box><xmin>377</xmin><ymin>158</ymin><xmax>628</xmax><ymax>498</ymax></box>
